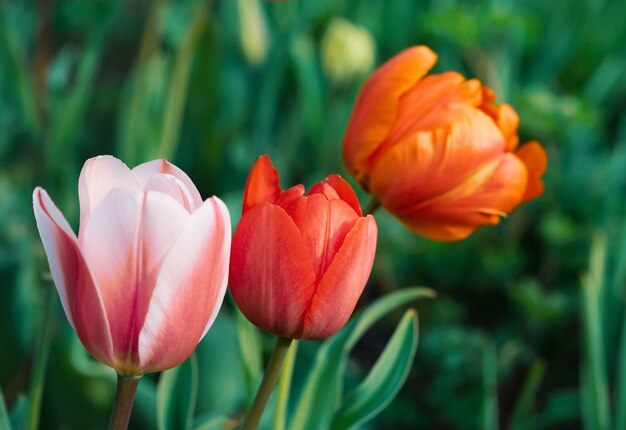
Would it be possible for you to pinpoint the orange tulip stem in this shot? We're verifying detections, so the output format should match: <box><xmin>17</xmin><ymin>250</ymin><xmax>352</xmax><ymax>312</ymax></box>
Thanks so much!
<box><xmin>108</xmin><ymin>374</ymin><xmax>141</xmax><ymax>430</ymax></box>
<box><xmin>242</xmin><ymin>336</ymin><xmax>293</xmax><ymax>430</ymax></box>
<box><xmin>364</xmin><ymin>197</ymin><xmax>381</xmax><ymax>215</ymax></box>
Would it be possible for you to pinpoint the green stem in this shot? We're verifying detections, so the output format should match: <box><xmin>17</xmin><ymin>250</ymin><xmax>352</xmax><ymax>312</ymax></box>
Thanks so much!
<box><xmin>242</xmin><ymin>337</ymin><xmax>293</xmax><ymax>430</ymax></box>
<box><xmin>363</xmin><ymin>197</ymin><xmax>381</xmax><ymax>216</ymax></box>
<box><xmin>273</xmin><ymin>340</ymin><xmax>298</xmax><ymax>430</ymax></box>
<box><xmin>108</xmin><ymin>375</ymin><xmax>141</xmax><ymax>430</ymax></box>
<box><xmin>26</xmin><ymin>282</ymin><xmax>55</xmax><ymax>430</ymax></box>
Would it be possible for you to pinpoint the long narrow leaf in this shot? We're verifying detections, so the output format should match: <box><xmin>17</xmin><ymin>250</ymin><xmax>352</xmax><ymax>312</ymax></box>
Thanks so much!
<box><xmin>289</xmin><ymin>287</ymin><xmax>434</xmax><ymax>430</ymax></box>
<box><xmin>507</xmin><ymin>360</ymin><xmax>546</xmax><ymax>430</ymax></box>
<box><xmin>0</xmin><ymin>387</ymin><xmax>12</xmax><ymax>430</ymax></box>
<box><xmin>157</xmin><ymin>354</ymin><xmax>199</xmax><ymax>430</ymax></box>
<box><xmin>580</xmin><ymin>232</ymin><xmax>610</xmax><ymax>430</ymax></box>
<box><xmin>332</xmin><ymin>309</ymin><xmax>419</xmax><ymax>430</ymax></box>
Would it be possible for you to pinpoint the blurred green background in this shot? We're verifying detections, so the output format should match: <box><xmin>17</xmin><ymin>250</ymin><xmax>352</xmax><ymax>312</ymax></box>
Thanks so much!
<box><xmin>1</xmin><ymin>0</ymin><xmax>626</xmax><ymax>429</ymax></box>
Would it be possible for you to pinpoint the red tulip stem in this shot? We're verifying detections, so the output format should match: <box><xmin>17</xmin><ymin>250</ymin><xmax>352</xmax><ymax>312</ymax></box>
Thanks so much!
<box><xmin>363</xmin><ymin>197</ymin><xmax>381</xmax><ymax>215</ymax></box>
<box><xmin>108</xmin><ymin>374</ymin><xmax>141</xmax><ymax>430</ymax></box>
<box><xmin>242</xmin><ymin>336</ymin><xmax>294</xmax><ymax>430</ymax></box>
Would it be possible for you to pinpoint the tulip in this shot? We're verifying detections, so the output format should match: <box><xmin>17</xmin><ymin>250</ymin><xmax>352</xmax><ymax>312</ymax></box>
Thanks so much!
<box><xmin>343</xmin><ymin>45</ymin><xmax>547</xmax><ymax>241</ymax></box>
<box><xmin>33</xmin><ymin>155</ymin><xmax>231</xmax><ymax>376</ymax></box>
<box><xmin>229</xmin><ymin>155</ymin><xmax>377</xmax><ymax>340</ymax></box>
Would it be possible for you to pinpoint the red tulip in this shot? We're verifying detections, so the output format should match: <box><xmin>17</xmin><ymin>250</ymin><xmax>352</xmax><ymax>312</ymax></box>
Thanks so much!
<box><xmin>229</xmin><ymin>156</ymin><xmax>377</xmax><ymax>340</ymax></box>
<box><xmin>33</xmin><ymin>156</ymin><xmax>231</xmax><ymax>375</ymax></box>
<box><xmin>343</xmin><ymin>46</ymin><xmax>547</xmax><ymax>241</ymax></box>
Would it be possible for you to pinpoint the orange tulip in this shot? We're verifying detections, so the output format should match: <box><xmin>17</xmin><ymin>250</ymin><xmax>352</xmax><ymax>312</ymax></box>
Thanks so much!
<box><xmin>229</xmin><ymin>156</ymin><xmax>377</xmax><ymax>340</ymax></box>
<box><xmin>343</xmin><ymin>46</ymin><xmax>547</xmax><ymax>241</ymax></box>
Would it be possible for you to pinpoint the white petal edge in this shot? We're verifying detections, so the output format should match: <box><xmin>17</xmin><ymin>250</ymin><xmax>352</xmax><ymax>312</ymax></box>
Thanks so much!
<box><xmin>78</xmin><ymin>155</ymin><xmax>140</xmax><ymax>237</ymax></box>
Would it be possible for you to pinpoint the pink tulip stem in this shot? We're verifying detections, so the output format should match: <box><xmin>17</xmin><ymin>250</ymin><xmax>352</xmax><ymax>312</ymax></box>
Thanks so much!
<box><xmin>364</xmin><ymin>197</ymin><xmax>381</xmax><ymax>216</ymax></box>
<box><xmin>108</xmin><ymin>374</ymin><xmax>141</xmax><ymax>430</ymax></box>
<box><xmin>242</xmin><ymin>337</ymin><xmax>294</xmax><ymax>430</ymax></box>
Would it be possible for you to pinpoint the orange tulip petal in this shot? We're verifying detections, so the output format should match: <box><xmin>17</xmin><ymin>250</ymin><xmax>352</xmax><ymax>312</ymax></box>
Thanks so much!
<box><xmin>229</xmin><ymin>203</ymin><xmax>317</xmax><ymax>338</ymax></box>
<box><xmin>516</xmin><ymin>141</ymin><xmax>547</xmax><ymax>202</ymax></box>
<box><xmin>369</xmin><ymin>109</ymin><xmax>506</xmax><ymax>212</ymax></box>
<box><xmin>343</xmin><ymin>46</ymin><xmax>437</xmax><ymax>182</ymax></box>
<box><xmin>383</xmin><ymin>73</ymin><xmax>483</xmax><ymax>146</ymax></box>
<box><xmin>33</xmin><ymin>188</ymin><xmax>114</xmax><ymax>365</ymax></box>
<box><xmin>302</xmin><ymin>216</ymin><xmax>377</xmax><ymax>339</ymax></box>
<box><xmin>396</xmin><ymin>153</ymin><xmax>527</xmax><ymax>241</ymax></box>
<box><xmin>242</xmin><ymin>155</ymin><xmax>281</xmax><ymax>214</ymax></box>
<box><xmin>282</xmin><ymin>195</ymin><xmax>359</xmax><ymax>280</ymax></box>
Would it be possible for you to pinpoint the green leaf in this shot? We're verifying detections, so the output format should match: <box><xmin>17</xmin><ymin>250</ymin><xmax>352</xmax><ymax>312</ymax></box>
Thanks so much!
<box><xmin>235</xmin><ymin>307</ymin><xmax>263</xmax><ymax>403</ymax></box>
<box><xmin>481</xmin><ymin>344</ymin><xmax>499</xmax><ymax>430</ymax></box>
<box><xmin>157</xmin><ymin>354</ymin><xmax>199</xmax><ymax>430</ymax></box>
<box><xmin>332</xmin><ymin>309</ymin><xmax>419</xmax><ymax>430</ymax></box>
<box><xmin>0</xmin><ymin>387</ymin><xmax>12</xmax><ymax>430</ymax></box>
<box><xmin>507</xmin><ymin>360</ymin><xmax>546</xmax><ymax>430</ymax></box>
<box><xmin>193</xmin><ymin>412</ymin><xmax>231</xmax><ymax>430</ymax></box>
<box><xmin>289</xmin><ymin>287</ymin><xmax>434</xmax><ymax>430</ymax></box>
<box><xmin>9</xmin><ymin>395</ymin><xmax>28</xmax><ymax>430</ymax></box>
<box><xmin>580</xmin><ymin>232</ymin><xmax>611</xmax><ymax>430</ymax></box>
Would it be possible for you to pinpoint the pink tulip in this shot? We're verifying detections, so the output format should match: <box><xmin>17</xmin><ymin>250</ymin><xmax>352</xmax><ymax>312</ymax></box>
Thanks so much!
<box><xmin>33</xmin><ymin>155</ymin><xmax>231</xmax><ymax>375</ymax></box>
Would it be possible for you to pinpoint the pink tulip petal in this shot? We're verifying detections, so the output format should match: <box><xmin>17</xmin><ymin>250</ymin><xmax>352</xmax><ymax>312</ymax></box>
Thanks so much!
<box><xmin>343</xmin><ymin>46</ymin><xmax>437</xmax><ymax>182</ymax></box>
<box><xmin>242</xmin><ymin>155</ymin><xmax>282</xmax><ymax>214</ymax></box>
<box><xmin>229</xmin><ymin>203</ymin><xmax>317</xmax><ymax>338</ymax></box>
<box><xmin>302</xmin><ymin>216</ymin><xmax>377</xmax><ymax>339</ymax></box>
<box><xmin>143</xmin><ymin>174</ymin><xmax>197</xmax><ymax>213</ymax></box>
<box><xmin>33</xmin><ymin>188</ymin><xmax>113</xmax><ymax>365</ymax></box>
<box><xmin>132</xmin><ymin>159</ymin><xmax>203</xmax><ymax>211</ymax></box>
<box><xmin>78</xmin><ymin>156</ymin><xmax>139</xmax><ymax>232</ymax></box>
<box><xmin>80</xmin><ymin>188</ymin><xmax>189</xmax><ymax>370</ymax></box>
<box><xmin>309</xmin><ymin>175</ymin><xmax>362</xmax><ymax>216</ymax></box>
<box><xmin>137</xmin><ymin>197</ymin><xmax>231</xmax><ymax>372</ymax></box>
<box><xmin>281</xmin><ymin>195</ymin><xmax>358</xmax><ymax>281</ymax></box>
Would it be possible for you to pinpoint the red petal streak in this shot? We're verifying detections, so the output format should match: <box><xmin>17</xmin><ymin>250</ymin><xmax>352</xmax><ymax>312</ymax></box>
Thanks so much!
<box><xmin>80</xmin><ymin>188</ymin><xmax>189</xmax><ymax>372</ymax></box>
<box><xmin>33</xmin><ymin>188</ymin><xmax>113</xmax><ymax>365</ymax></box>
<box><xmin>242</xmin><ymin>155</ymin><xmax>282</xmax><ymax>214</ymax></box>
<box><xmin>229</xmin><ymin>203</ymin><xmax>316</xmax><ymax>338</ymax></box>
<box><xmin>302</xmin><ymin>216</ymin><xmax>377</xmax><ymax>339</ymax></box>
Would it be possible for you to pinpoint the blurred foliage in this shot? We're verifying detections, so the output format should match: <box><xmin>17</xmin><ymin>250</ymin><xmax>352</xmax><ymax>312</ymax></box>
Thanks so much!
<box><xmin>1</xmin><ymin>0</ymin><xmax>625</xmax><ymax>429</ymax></box>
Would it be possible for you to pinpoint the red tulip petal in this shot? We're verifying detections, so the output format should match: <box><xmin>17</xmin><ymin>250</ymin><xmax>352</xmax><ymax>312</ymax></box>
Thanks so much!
<box><xmin>33</xmin><ymin>188</ymin><xmax>113</xmax><ymax>365</ymax></box>
<box><xmin>80</xmin><ymin>188</ymin><xmax>189</xmax><ymax>370</ymax></box>
<box><xmin>343</xmin><ymin>46</ymin><xmax>437</xmax><ymax>182</ymax></box>
<box><xmin>138</xmin><ymin>197</ymin><xmax>231</xmax><ymax>372</ymax></box>
<box><xmin>396</xmin><ymin>153</ymin><xmax>527</xmax><ymax>241</ymax></box>
<box><xmin>302</xmin><ymin>216</ymin><xmax>377</xmax><ymax>339</ymax></box>
<box><xmin>132</xmin><ymin>159</ymin><xmax>203</xmax><ymax>210</ymax></box>
<box><xmin>78</xmin><ymin>156</ymin><xmax>139</xmax><ymax>233</ymax></box>
<box><xmin>282</xmin><ymin>195</ymin><xmax>359</xmax><ymax>280</ymax></box>
<box><xmin>229</xmin><ymin>203</ymin><xmax>317</xmax><ymax>338</ymax></box>
<box><xmin>242</xmin><ymin>155</ymin><xmax>282</xmax><ymax>214</ymax></box>
<box><xmin>369</xmin><ymin>109</ymin><xmax>505</xmax><ymax>213</ymax></box>
<box><xmin>516</xmin><ymin>141</ymin><xmax>547</xmax><ymax>202</ymax></box>
<box><xmin>309</xmin><ymin>174</ymin><xmax>362</xmax><ymax>216</ymax></box>
<box><xmin>275</xmin><ymin>184</ymin><xmax>305</xmax><ymax>207</ymax></box>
